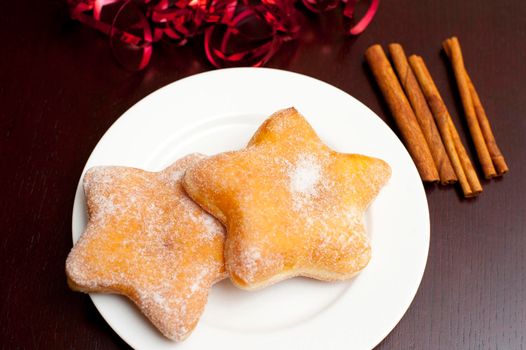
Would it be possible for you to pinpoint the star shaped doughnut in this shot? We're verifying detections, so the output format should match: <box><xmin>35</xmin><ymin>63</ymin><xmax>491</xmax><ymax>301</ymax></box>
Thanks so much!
<box><xmin>183</xmin><ymin>108</ymin><xmax>391</xmax><ymax>290</ymax></box>
<box><xmin>65</xmin><ymin>154</ymin><xmax>226</xmax><ymax>341</ymax></box>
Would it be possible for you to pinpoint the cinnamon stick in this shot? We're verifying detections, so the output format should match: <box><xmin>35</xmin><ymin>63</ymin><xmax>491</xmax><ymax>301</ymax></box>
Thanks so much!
<box><xmin>365</xmin><ymin>44</ymin><xmax>439</xmax><ymax>182</ymax></box>
<box><xmin>388</xmin><ymin>43</ymin><xmax>457</xmax><ymax>185</ymax></box>
<box><xmin>409</xmin><ymin>55</ymin><xmax>482</xmax><ymax>197</ymax></box>
<box><xmin>467</xmin><ymin>77</ymin><xmax>509</xmax><ymax>174</ymax></box>
<box><xmin>443</xmin><ymin>37</ymin><xmax>508</xmax><ymax>176</ymax></box>
<box><xmin>442</xmin><ymin>37</ymin><xmax>497</xmax><ymax>178</ymax></box>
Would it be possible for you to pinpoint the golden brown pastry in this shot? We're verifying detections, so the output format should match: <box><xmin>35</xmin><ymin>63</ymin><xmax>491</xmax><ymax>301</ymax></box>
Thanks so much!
<box><xmin>65</xmin><ymin>154</ymin><xmax>226</xmax><ymax>341</ymax></box>
<box><xmin>183</xmin><ymin>108</ymin><xmax>391</xmax><ymax>290</ymax></box>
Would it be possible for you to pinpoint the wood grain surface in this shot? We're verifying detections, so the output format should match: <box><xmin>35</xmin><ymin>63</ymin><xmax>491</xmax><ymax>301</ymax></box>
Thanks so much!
<box><xmin>1</xmin><ymin>0</ymin><xmax>525</xmax><ymax>349</ymax></box>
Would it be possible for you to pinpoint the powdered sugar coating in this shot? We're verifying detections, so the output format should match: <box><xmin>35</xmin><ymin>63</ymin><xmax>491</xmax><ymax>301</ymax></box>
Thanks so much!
<box><xmin>66</xmin><ymin>154</ymin><xmax>226</xmax><ymax>341</ymax></box>
<box><xmin>289</xmin><ymin>155</ymin><xmax>321</xmax><ymax>195</ymax></box>
<box><xmin>289</xmin><ymin>154</ymin><xmax>323</xmax><ymax>211</ymax></box>
<box><xmin>183</xmin><ymin>108</ymin><xmax>391</xmax><ymax>290</ymax></box>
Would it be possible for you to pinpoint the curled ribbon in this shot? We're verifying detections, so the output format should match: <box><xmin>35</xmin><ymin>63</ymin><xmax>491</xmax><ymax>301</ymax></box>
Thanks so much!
<box><xmin>67</xmin><ymin>0</ymin><xmax>380</xmax><ymax>70</ymax></box>
<box><xmin>343</xmin><ymin>0</ymin><xmax>379</xmax><ymax>35</ymax></box>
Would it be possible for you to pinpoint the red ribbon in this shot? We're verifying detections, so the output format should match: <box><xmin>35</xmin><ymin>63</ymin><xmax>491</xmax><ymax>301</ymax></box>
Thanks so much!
<box><xmin>344</xmin><ymin>0</ymin><xmax>379</xmax><ymax>35</ymax></box>
<box><xmin>68</xmin><ymin>0</ymin><xmax>153</xmax><ymax>70</ymax></box>
<box><xmin>67</xmin><ymin>0</ymin><xmax>380</xmax><ymax>70</ymax></box>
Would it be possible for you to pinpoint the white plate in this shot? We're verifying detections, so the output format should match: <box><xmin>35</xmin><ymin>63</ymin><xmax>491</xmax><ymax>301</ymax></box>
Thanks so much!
<box><xmin>72</xmin><ymin>68</ymin><xmax>429</xmax><ymax>350</ymax></box>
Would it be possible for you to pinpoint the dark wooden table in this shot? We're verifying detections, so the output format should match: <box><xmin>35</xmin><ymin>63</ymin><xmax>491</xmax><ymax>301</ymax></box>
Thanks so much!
<box><xmin>1</xmin><ymin>0</ymin><xmax>525</xmax><ymax>349</ymax></box>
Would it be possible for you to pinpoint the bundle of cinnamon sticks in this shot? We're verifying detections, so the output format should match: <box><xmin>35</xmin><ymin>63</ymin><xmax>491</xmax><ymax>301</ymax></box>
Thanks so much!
<box><xmin>365</xmin><ymin>37</ymin><xmax>508</xmax><ymax>198</ymax></box>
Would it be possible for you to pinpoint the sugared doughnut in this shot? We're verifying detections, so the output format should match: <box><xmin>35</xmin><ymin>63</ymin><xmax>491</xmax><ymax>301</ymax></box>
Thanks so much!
<box><xmin>66</xmin><ymin>154</ymin><xmax>226</xmax><ymax>341</ymax></box>
<box><xmin>183</xmin><ymin>108</ymin><xmax>391</xmax><ymax>290</ymax></box>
